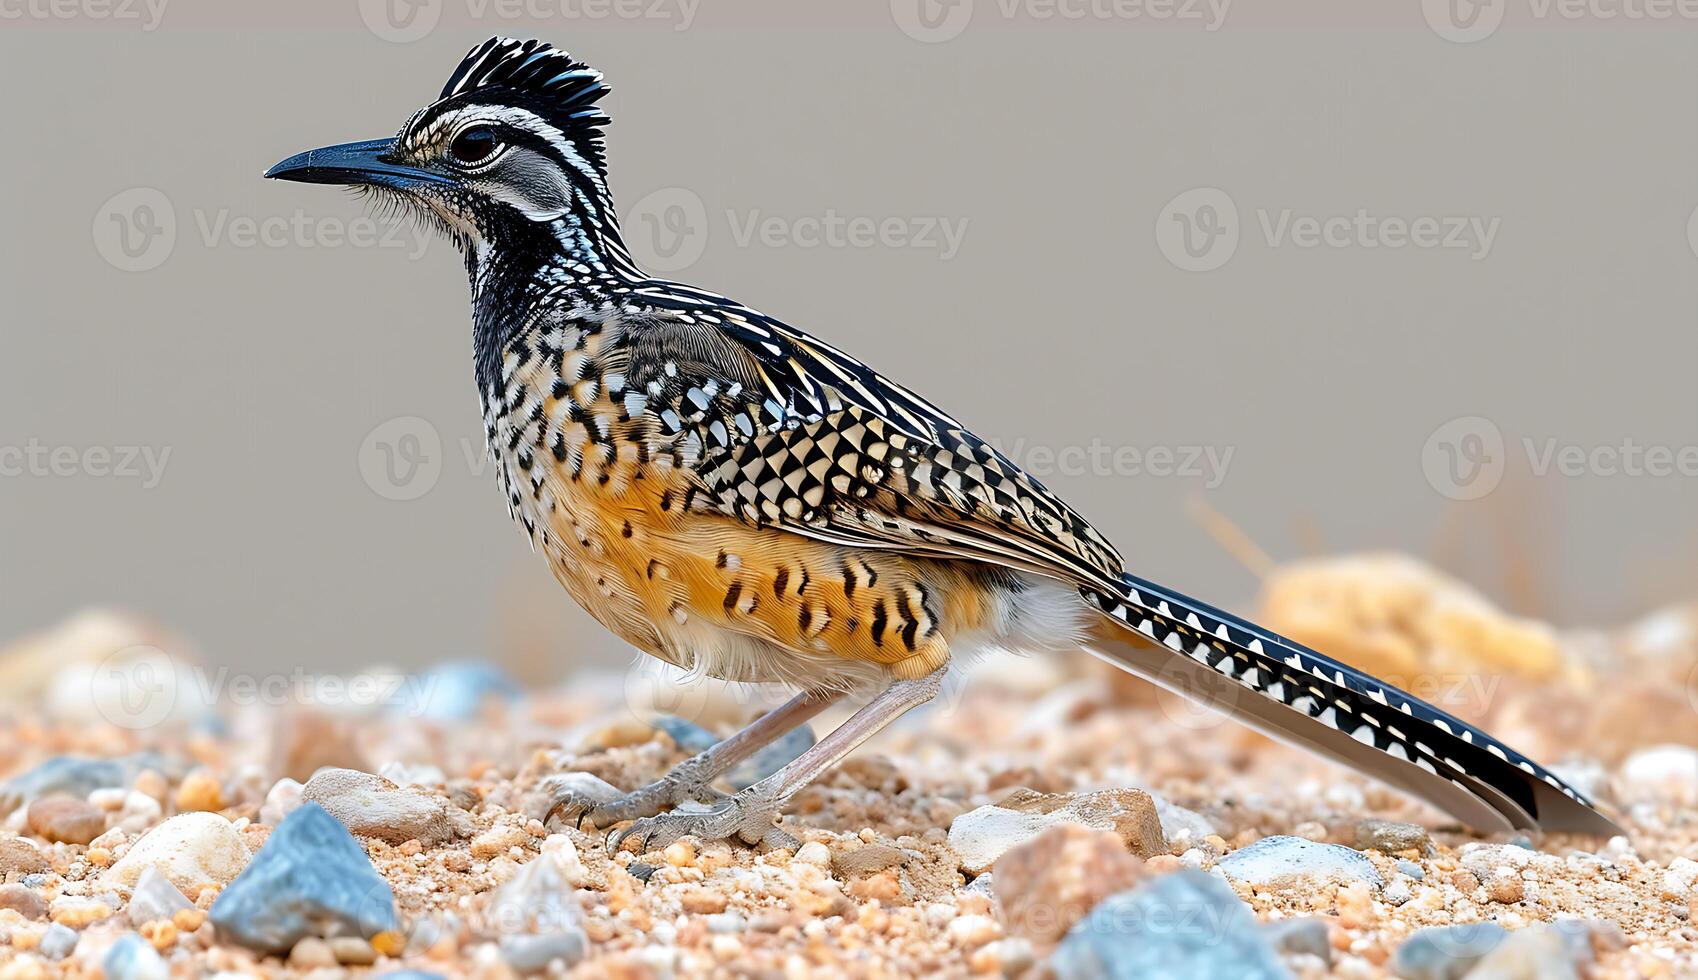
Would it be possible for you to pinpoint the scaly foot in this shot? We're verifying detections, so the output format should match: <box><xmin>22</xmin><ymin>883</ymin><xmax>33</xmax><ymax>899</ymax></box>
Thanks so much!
<box><xmin>606</xmin><ymin>785</ymin><xmax>799</xmax><ymax>853</ymax></box>
<box><xmin>545</xmin><ymin>754</ymin><xmax>727</xmax><ymax>830</ymax></box>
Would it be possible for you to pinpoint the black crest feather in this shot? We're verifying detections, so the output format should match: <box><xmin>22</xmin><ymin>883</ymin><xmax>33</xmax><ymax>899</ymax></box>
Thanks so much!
<box><xmin>436</xmin><ymin>38</ymin><xmax>612</xmax><ymax>169</ymax></box>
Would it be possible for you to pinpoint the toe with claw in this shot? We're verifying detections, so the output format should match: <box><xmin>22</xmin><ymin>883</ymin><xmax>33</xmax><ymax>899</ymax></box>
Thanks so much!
<box><xmin>607</xmin><ymin>787</ymin><xmax>799</xmax><ymax>853</ymax></box>
<box><xmin>544</xmin><ymin>756</ymin><xmax>726</xmax><ymax>831</ymax></box>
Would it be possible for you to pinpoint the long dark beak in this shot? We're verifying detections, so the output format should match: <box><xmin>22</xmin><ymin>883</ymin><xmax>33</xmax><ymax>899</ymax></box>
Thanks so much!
<box><xmin>263</xmin><ymin>138</ymin><xmax>452</xmax><ymax>189</ymax></box>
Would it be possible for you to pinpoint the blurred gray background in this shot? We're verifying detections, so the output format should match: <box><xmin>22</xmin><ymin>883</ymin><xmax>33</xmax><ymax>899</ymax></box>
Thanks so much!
<box><xmin>3</xmin><ymin>1</ymin><xmax>1697</xmax><ymax>680</ymax></box>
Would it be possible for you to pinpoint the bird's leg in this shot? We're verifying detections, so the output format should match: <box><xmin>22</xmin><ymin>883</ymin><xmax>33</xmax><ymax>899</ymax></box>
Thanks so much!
<box><xmin>608</xmin><ymin>666</ymin><xmax>946</xmax><ymax>853</ymax></box>
<box><xmin>548</xmin><ymin>687</ymin><xmax>840</xmax><ymax>830</ymax></box>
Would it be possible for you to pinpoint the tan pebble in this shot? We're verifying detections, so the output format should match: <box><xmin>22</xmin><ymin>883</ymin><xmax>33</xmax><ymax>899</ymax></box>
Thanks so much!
<box><xmin>1486</xmin><ymin>874</ymin><xmax>1524</xmax><ymax>904</ymax></box>
<box><xmin>26</xmin><ymin>796</ymin><xmax>106</xmax><ymax>845</ymax></box>
<box><xmin>133</xmin><ymin>769</ymin><xmax>169</xmax><ymax>802</ymax></box>
<box><xmin>959</xmin><ymin>893</ymin><xmax>992</xmax><ymax>917</ymax></box>
<box><xmin>0</xmin><ymin>885</ymin><xmax>47</xmax><ymax>920</ymax></box>
<box><xmin>1450</xmin><ymin>871</ymin><xmax>1481</xmax><ymax>893</ymax></box>
<box><xmin>289</xmin><ymin>936</ymin><xmax>337</xmax><ymax>969</ymax></box>
<box><xmin>398</xmin><ymin>839</ymin><xmax>423</xmax><ymax>856</ymax></box>
<box><xmin>139</xmin><ymin>918</ymin><xmax>177</xmax><ymax>951</ymax></box>
<box><xmin>49</xmin><ymin>896</ymin><xmax>112</xmax><ymax>928</ymax></box>
<box><xmin>846</xmin><ymin>870</ymin><xmax>903</xmax><ymax>904</ymax></box>
<box><xmin>1337</xmin><ymin>882</ymin><xmax>1375</xmax><ymax>929</ymax></box>
<box><xmin>664</xmin><ymin>840</ymin><xmax>698</xmax><ymax>868</ymax></box>
<box><xmin>794</xmin><ymin>842</ymin><xmax>832</xmax><ymax>867</ymax></box>
<box><xmin>1146</xmin><ymin>854</ymin><xmax>1182</xmax><ymax>873</ymax></box>
<box><xmin>176</xmin><ymin>771</ymin><xmax>226</xmax><ymax>813</ymax></box>
<box><xmin>370</xmin><ymin>929</ymin><xmax>407</xmax><ymax>957</ymax></box>
<box><xmin>526</xmin><ymin>819</ymin><xmax>547</xmax><ymax>837</ymax></box>
<box><xmin>10</xmin><ymin>925</ymin><xmax>43</xmax><ymax>951</ymax></box>
<box><xmin>442</xmin><ymin>850</ymin><xmax>472</xmax><ymax>872</ymax></box>
<box><xmin>857</xmin><ymin>904</ymin><xmax>890</xmax><ymax>934</ymax></box>
<box><xmin>0</xmin><ymin>838</ymin><xmax>48</xmax><ymax>877</ymax></box>
<box><xmin>711</xmin><ymin>934</ymin><xmax>743</xmax><ymax>958</ymax></box>
<box><xmin>173</xmin><ymin>907</ymin><xmax>207</xmax><ymax>932</ymax></box>
<box><xmin>470</xmin><ymin>826</ymin><xmax>528</xmax><ymax>860</ymax></box>
<box><xmin>328</xmin><ymin>936</ymin><xmax>378</xmax><ymax>965</ymax></box>
<box><xmin>586</xmin><ymin>719</ymin><xmax>659</xmax><ymax>749</ymax></box>
<box><xmin>85</xmin><ymin>846</ymin><xmax>112</xmax><ymax>868</ymax></box>
<box><xmin>681</xmin><ymin>887</ymin><xmax>728</xmax><ymax>914</ymax></box>
<box><xmin>0</xmin><ymin>958</ymin><xmax>48</xmax><ymax>980</ymax></box>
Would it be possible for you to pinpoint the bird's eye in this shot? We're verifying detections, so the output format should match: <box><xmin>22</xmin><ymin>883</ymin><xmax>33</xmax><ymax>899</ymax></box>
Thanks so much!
<box><xmin>448</xmin><ymin>127</ymin><xmax>503</xmax><ymax>166</ymax></box>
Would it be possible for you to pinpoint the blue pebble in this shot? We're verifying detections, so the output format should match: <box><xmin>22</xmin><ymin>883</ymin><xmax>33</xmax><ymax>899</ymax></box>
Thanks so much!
<box><xmin>1397</xmin><ymin>859</ymin><xmax>1425</xmax><ymax>880</ymax></box>
<box><xmin>1049</xmin><ymin>869</ymin><xmax>1289</xmax><ymax>980</ymax></box>
<box><xmin>728</xmin><ymin>724</ymin><xmax>814</xmax><ymax>790</ymax></box>
<box><xmin>0</xmin><ymin>754</ymin><xmax>171</xmax><ymax>814</ymax></box>
<box><xmin>104</xmin><ymin>933</ymin><xmax>168</xmax><ymax>980</ymax></box>
<box><xmin>398</xmin><ymin>661</ymin><xmax>522</xmax><ymax>721</ymax></box>
<box><xmin>1392</xmin><ymin>923</ymin><xmax>1509</xmax><ymax>980</ymax></box>
<box><xmin>373</xmin><ymin>973</ymin><xmax>448</xmax><ymax>980</ymax></box>
<box><xmin>209</xmin><ymin>802</ymin><xmax>399</xmax><ymax>954</ymax></box>
<box><xmin>651</xmin><ymin>715</ymin><xmax>719</xmax><ymax>754</ymax></box>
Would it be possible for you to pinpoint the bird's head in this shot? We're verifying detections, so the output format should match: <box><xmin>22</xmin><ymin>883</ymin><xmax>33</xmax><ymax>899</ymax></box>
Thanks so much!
<box><xmin>266</xmin><ymin>37</ymin><xmax>633</xmax><ymax>276</ymax></box>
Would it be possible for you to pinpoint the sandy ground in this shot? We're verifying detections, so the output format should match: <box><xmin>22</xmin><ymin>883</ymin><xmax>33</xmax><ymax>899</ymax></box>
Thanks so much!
<box><xmin>2</xmin><ymin>553</ymin><xmax>1697</xmax><ymax>978</ymax></box>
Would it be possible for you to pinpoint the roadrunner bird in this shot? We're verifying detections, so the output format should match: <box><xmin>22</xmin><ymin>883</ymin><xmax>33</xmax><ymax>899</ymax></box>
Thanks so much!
<box><xmin>267</xmin><ymin>37</ymin><xmax>1621</xmax><ymax>850</ymax></box>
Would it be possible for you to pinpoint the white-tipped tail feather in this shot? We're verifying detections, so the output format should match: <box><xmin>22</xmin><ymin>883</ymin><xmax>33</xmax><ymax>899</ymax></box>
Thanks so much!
<box><xmin>1081</xmin><ymin>574</ymin><xmax>1621</xmax><ymax>837</ymax></box>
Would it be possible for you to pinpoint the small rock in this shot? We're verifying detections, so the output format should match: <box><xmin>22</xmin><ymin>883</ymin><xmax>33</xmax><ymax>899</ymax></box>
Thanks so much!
<box><xmin>1049</xmin><ymin>869</ymin><xmax>1286</xmax><ymax>979</ymax></box>
<box><xmin>0</xmin><ymin>756</ymin><xmax>154</xmax><ymax>816</ymax></box>
<box><xmin>0</xmin><ymin>884</ymin><xmax>46</xmax><ymax>919</ymax></box>
<box><xmin>103</xmin><ymin>933</ymin><xmax>169</xmax><ymax>980</ymax></box>
<box><xmin>1384</xmin><ymin>879</ymin><xmax>1414</xmax><ymax>905</ymax></box>
<box><xmin>259</xmin><ymin>778</ymin><xmax>304</xmax><ymax>826</ymax></box>
<box><xmin>1263</xmin><ymin>917</ymin><xmax>1332</xmax><ymax>965</ymax></box>
<box><xmin>728</xmin><ymin>724</ymin><xmax>815</xmax><ymax>790</ymax></box>
<box><xmin>208</xmin><ymin>802</ymin><xmax>400</xmax><ymax>954</ymax></box>
<box><xmin>50</xmin><ymin>895</ymin><xmax>114</xmax><ymax>928</ymax></box>
<box><xmin>1392</xmin><ymin>922</ymin><xmax>1508</xmax><ymax>980</ymax></box>
<box><xmin>37</xmin><ymin>923</ymin><xmax>77</xmax><ymax>961</ymax></box>
<box><xmin>175</xmin><ymin>771</ymin><xmax>226</xmax><ymax>813</ymax></box>
<box><xmin>288</xmin><ymin>936</ymin><xmax>338</xmax><ymax>969</ymax></box>
<box><xmin>1485</xmin><ymin>873</ymin><xmax>1524</xmax><ymax>904</ymax></box>
<box><xmin>103</xmin><ymin>812</ymin><xmax>250</xmax><ymax>892</ymax></box>
<box><xmin>1217</xmin><ymin>835</ymin><xmax>1383</xmax><ymax>891</ymax></box>
<box><xmin>831</xmin><ymin>842</ymin><xmax>904</xmax><ymax>878</ymax></box>
<box><xmin>329</xmin><ymin>936</ymin><xmax>379</xmax><ymax>964</ymax></box>
<box><xmin>127</xmin><ymin>866</ymin><xmax>194</xmax><ymax>925</ymax></box>
<box><xmin>1355</xmin><ymin>819</ymin><xmax>1431</xmax><ymax>854</ymax></box>
<box><xmin>25</xmin><ymin>796</ymin><xmax>105</xmax><ymax>845</ymax></box>
<box><xmin>471</xmin><ymin>824</ymin><xmax>529</xmax><ymax>860</ymax></box>
<box><xmin>501</xmin><ymin>933</ymin><xmax>590</xmax><ymax>974</ymax></box>
<box><xmin>0</xmin><ymin>836</ymin><xmax>48</xmax><ymax>876</ymax></box>
<box><xmin>1461</xmin><ymin>924</ymin><xmax>1586</xmax><ymax>980</ymax></box>
<box><xmin>1397</xmin><ymin>859</ymin><xmax>1425</xmax><ymax>880</ymax></box>
<box><xmin>994</xmin><ymin>824</ymin><xmax>1145</xmax><ymax>945</ymax></box>
<box><xmin>1147</xmin><ymin>792</ymin><xmax>1216</xmax><ymax>844</ymax></box>
<box><xmin>651</xmin><ymin>716</ymin><xmax>718</xmax><ymax>753</ymax></box>
<box><xmin>373</xmin><ymin>973</ymin><xmax>448</xmax><ymax>980</ymax></box>
<box><xmin>948</xmin><ymin>788</ymin><xmax>1167</xmax><ymax>873</ymax></box>
<box><xmin>794</xmin><ymin>841</ymin><xmax>832</xmax><ymax>867</ymax></box>
<box><xmin>487</xmin><ymin>853</ymin><xmax>587</xmax><ymax>973</ymax></box>
<box><xmin>399</xmin><ymin>661</ymin><xmax>521</xmax><ymax>721</ymax></box>
<box><xmin>301</xmin><ymin>768</ymin><xmax>458</xmax><ymax>846</ymax></box>
<box><xmin>378</xmin><ymin>762</ymin><xmax>447</xmax><ymax>787</ymax></box>
<box><xmin>1619</xmin><ymin>744</ymin><xmax>1698</xmax><ymax>804</ymax></box>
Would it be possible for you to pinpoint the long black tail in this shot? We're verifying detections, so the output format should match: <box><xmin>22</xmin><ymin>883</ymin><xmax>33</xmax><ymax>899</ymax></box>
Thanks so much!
<box><xmin>1081</xmin><ymin>574</ymin><xmax>1621</xmax><ymax>837</ymax></box>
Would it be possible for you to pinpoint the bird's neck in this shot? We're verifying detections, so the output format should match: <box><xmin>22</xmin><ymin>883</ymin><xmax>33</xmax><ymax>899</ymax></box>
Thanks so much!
<box><xmin>466</xmin><ymin>210</ymin><xmax>645</xmax><ymax>403</ymax></box>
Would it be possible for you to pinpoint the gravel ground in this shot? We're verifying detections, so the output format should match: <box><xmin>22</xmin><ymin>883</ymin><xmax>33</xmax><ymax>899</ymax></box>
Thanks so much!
<box><xmin>1</xmin><ymin>554</ymin><xmax>1696</xmax><ymax>978</ymax></box>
